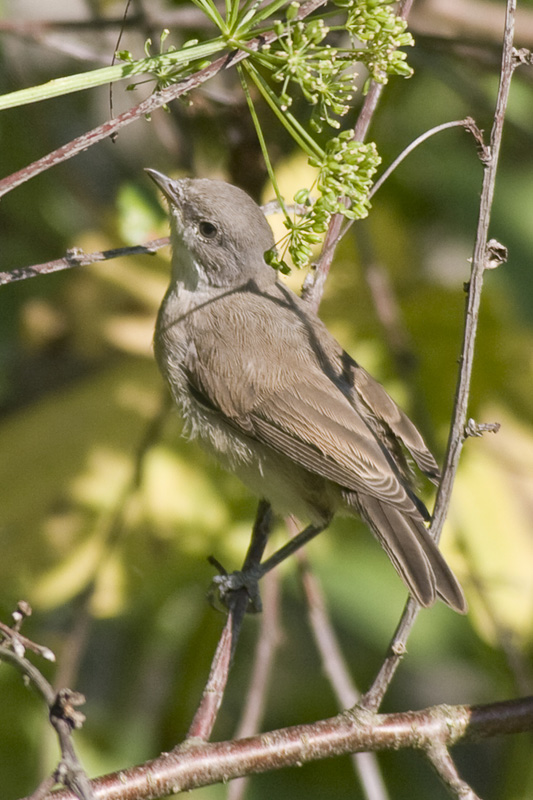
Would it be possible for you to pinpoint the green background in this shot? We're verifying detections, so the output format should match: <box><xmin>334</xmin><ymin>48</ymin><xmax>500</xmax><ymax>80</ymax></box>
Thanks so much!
<box><xmin>1</xmin><ymin>1</ymin><xmax>532</xmax><ymax>798</ymax></box>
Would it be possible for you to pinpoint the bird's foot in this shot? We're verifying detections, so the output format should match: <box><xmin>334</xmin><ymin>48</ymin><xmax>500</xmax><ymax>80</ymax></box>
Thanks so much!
<box><xmin>208</xmin><ymin>561</ymin><xmax>263</xmax><ymax>613</ymax></box>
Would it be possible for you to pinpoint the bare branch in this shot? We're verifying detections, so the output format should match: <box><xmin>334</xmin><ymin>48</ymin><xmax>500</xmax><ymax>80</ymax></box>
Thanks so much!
<box><xmin>297</xmin><ymin>552</ymin><xmax>390</xmax><ymax>800</ymax></box>
<box><xmin>362</xmin><ymin>0</ymin><xmax>521</xmax><ymax>714</ymax></box>
<box><xmin>25</xmin><ymin>775</ymin><xmax>57</xmax><ymax>800</ymax></box>
<box><xmin>0</xmin><ymin>631</ymin><xmax>94</xmax><ymax>800</ymax></box>
<box><xmin>425</xmin><ymin>743</ymin><xmax>482</xmax><ymax>800</ymax></box>
<box><xmin>231</xmin><ymin>571</ymin><xmax>281</xmax><ymax>740</ymax></box>
<box><xmin>0</xmin><ymin>238</ymin><xmax>169</xmax><ymax>286</ymax></box>
<box><xmin>49</xmin><ymin>690</ymin><xmax>95</xmax><ymax>800</ymax></box>
<box><xmin>0</xmin><ymin>602</ymin><xmax>55</xmax><ymax>661</ymax></box>
<box><xmin>227</xmin><ymin>570</ymin><xmax>281</xmax><ymax>800</ymax></box>
<box><xmin>369</xmin><ymin>119</ymin><xmax>473</xmax><ymax>198</ymax></box>
<box><xmin>0</xmin><ymin>645</ymin><xmax>56</xmax><ymax>707</ymax></box>
<box><xmin>0</xmin><ymin>0</ymin><xmax>327</xmax><ymax>199</ymax></box>
<box><xmin>0</xmin><ymin>199</ymin><xmax>311</xmax><ymax>286</ymax></box>
<box><xmin>464</xmin><ymin>418</ymin><xmax>501</xmax><ymax>438</ymax></box>
<box><xmin>188</xmin><ymin>501</ymin><xmax>274</xmax><ymax>741</ymax></box>
<box><xmin>186</xmin><ymin>613</ymin><xmax>237</xmax><ymax>741</ymax></box>
<box><xmin>25</xmin><ymin>695</ymin><xmax>533</xmax><ymax>800</ymax></box>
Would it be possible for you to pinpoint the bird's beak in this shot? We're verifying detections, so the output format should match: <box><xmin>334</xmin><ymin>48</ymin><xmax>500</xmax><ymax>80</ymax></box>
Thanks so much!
<box><xmin>145</xmin><ymin>168</ymin><xmax>182</xmax><ymax>205</ymax></box>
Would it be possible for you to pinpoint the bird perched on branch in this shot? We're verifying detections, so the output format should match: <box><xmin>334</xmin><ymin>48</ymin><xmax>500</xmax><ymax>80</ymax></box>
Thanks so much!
<box><xmin>147</xmin><ymin>168</ymin><xmax>466</xmax><ymax>615</ymax></box>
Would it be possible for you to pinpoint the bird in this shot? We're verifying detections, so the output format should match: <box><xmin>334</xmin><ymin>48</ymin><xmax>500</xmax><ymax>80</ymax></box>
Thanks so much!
<box><xmin>146</xmin><ymin>168</ymin><xmax>467</xmax><ymax>614</ymax></box>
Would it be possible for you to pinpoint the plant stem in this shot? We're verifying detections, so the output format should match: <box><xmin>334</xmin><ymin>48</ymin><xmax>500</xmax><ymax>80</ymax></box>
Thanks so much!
<box><xmin>361</xmin><ymin>0</ymin><xmax>519</xmax><ymax>714</ymax></box>
<box><xmin>243</xmin><ymin>61</ymin><xmax>323</xmax><ymax>158</ymax></box>
<box><xmin>0</xmin><ymin>39</ymin><xmax>226</xmax><ymax>111</ymax></box>
<box><xmin>238</xmin><ymin>66</ymin><xmax>288</xmax><ymax>216</ymax></box>
<box><xmin>190</xmin><ymin>0</ymin><xmax>227</xmax><ymax>30</ymax></box>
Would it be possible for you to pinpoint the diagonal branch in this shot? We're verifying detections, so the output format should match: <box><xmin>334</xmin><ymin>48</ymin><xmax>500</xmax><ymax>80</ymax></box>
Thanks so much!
<box><xmin>185</xmin><ymin>501</ymin><xmax>274</xmax><ymax>741</ymax></box>
<box><xmin>297</xmin><ymin>551</ymin><xmax>390</xmax><ymax>800</ymax></box>
<box><xmin>0</xmin><ymin>238</ymin><xmax>169</xmax><ymax>286</ymax></box>
<box><xmin>361</xmin><ymin>0</ymin><xmax>523</xmax><ymax>714</ymax></box>
<box><xmin>0</xmin><ymin>644</ymin><xmax>94</xmax><ymax>800</ymax></box>
<box><xmin>0</xmin><ymin>0</ymin><xmax>327</xmax><ymax>199</ymax></box>
<box><xmin>25</xmin><ymin>695</ymin><xmax>533</xmax><ymax>800</ymax></box>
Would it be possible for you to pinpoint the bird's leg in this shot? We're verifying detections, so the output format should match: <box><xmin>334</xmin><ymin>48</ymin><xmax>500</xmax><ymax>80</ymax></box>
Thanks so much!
<box><xmin>254</xmin><ymin>521</ymin><xmax>328</xmax><ymax>578</ymax></box>
<box><xmin>209</xmin><ymin>500</ymin><xmax>273</xmax><ymax>612</ymax></box>
<box><xmin>211</xmin><ymin>514</ymin><xmax>327</xmax><ymax>612</ymax></box>
<box><xmin>242</xmin><ymin>499</ymin><xmax>274</xmax><ymax>572</ymax></box>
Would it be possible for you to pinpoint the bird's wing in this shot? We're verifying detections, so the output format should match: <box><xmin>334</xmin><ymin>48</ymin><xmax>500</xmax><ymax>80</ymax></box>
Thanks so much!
<box><xmin>182</xmin><ymin>288</ymin><xmax>421</xmax><ymax>516</ymax></box>
<box><xmin>180</xmin><ymin>286</ymin><xmax>466</xmax><ymax>613</ymax></box>
<box><xmin>249</xmin><ymin>385</ymin><xmax>418</xmax><ymax>514</ymax></box>
<box><xmin>349</xmin><ymin>364</ymin><xmax>440</xmax><ymax>483</ymax></box>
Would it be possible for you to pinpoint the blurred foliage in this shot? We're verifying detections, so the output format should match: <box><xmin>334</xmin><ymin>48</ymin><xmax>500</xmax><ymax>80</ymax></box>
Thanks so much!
<box><xmin>1</xmin><ymin>1</ymin><xmax>533</xmax><ymax>799</ymax></box>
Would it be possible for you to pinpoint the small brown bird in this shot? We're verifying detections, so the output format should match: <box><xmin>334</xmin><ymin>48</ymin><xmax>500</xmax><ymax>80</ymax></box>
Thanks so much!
<box><xmin>147</xmin><ymin>169</ymin><xmax>466</xmax><ymax>614</ymax></box>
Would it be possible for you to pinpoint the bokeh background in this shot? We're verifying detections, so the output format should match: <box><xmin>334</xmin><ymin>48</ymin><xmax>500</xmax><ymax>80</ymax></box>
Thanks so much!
<box><xmin>1</xmin><ymin>1</ymin><xmax>533</xmax><ymax>798</ymax></box>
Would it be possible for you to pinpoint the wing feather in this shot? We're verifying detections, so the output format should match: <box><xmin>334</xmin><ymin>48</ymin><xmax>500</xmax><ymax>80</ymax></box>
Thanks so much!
<box><xmin>175</xmin><ymin>285</ymin><xmax>466</xmax><ymax>613</ymax></box>
<box><xmin>350</xmin><ymin>365</ymin><xmax>440</xmax><ymax>483</ymax></box>
<box><xmin>181</xmin><ymin>286</ymin><xmax>436</xmax><ymax>515</ymax></box>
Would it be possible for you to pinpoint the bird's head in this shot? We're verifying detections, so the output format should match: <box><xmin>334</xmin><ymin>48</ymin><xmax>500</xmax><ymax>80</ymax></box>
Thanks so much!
<box><xmin>146</xmin><ymin>170</ymin><xmax>276</xmax><ymax>289</ymax></box>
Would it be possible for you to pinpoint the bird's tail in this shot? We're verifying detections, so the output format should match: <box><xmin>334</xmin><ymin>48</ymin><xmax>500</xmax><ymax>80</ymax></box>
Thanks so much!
<box><xmin>356</xmin><ymin>496</ymin><xmax>467</xmax><ymax>613</ymax></box>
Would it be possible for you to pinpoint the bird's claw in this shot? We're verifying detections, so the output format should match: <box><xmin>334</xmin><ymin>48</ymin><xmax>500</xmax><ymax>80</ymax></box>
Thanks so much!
<box><xmin>209</xmin><ymin>568</ymin><xmax>263</xmax><ymax>613</ymax></box>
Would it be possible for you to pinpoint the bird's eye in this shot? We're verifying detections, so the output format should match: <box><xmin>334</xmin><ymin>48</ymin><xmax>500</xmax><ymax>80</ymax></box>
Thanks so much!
<box><xmin>198</xmin><ymin>220</ymin><xmax>218</xmax><ymax>239</ymax></box>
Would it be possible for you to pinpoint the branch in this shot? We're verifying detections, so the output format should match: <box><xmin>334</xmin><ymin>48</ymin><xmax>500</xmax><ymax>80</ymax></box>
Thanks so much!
<box><xmin>185</xmin><ymin>612</ymin><xmax>237</xmax><ymax>740</ymax></box>
<box><xmin>186</xmin><ymin>501</ymin><xmax>274</xmax><ymax>741</ymax></box>
<box><xmin>0</xmin><ymin>623</ymin><xmax>94</xmax><ymax>800</ymax></box>
<box><xmin>26</xmin><ymin>695</ymin><xmax>533</xmax><ymax>800</ymax></box>
<box><xmin>0</xmin><ymin>602</ymin><xmax>55</xmax><ymax>662</ymax></box>
<box><xmin>0</xmin><ymin>0</ymin><xmax>327</xmax><ymax>198</ymax></box>
<box><xmin>227</xmin><ymin>570</ymin><xmax>281</xmax><ymax>800</ymax></box>
<box><xmin>302</xmin><ymin>0</ymin><xmax>414</xmax><ymax>312</ymax></box>
<box><xmin>369</xmin><ymin>119</ymin><xmax>476</xmax><ymax>198</ymax></box>
<box><xmin>297</xmin><ymin>552</ymin><xmax>390</xmax><ymax>800</ymax></box>
<box><xmin>362</xmin><ymin>0</ymin><xmax>523</xmax><ymax>714</ymax></box>
<box><xmin>425</xmin><ymin>743</ymin><xmax>482</xmax><ymax>800</ymax></box>
<box><xmin>0</xmin><ymin>238</ymin><xmax>169</xmax><ymax>286</ymax></box>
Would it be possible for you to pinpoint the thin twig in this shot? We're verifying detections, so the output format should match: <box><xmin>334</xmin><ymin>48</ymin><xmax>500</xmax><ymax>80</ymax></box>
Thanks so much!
<box><xmin>0</xmin><ymin>0</ymin><xmax>328</xmax><ymax>199</ymax></box>
<box><xmin>0</xmin><ymin>645</ymin><xmax>56</xmax><ymax>706</ymax></box>
<box><xmin>230</xmin><ymin>571</ymin><xmax>281</xmax><ymax>739</ymax></box>
<box><xmin>333</xmin><ymin>118</ymin><xmax>484</xmax><ymax>253</ymax></box>
<box><xmin>361</xmin><ymin>0</ymin><xmax>521</xmax><ymax>714</ymax></box>
<box><xmin>0</xmin><ymin>646</ymin><xmax>94</xmax><ymax>800</ymax></box>
<box><xmin>186</xmin><ymin>612</ymin><xmax>238</xmax><ymax>740</ymax></box>
<box><xmin>297</xmin><ymin>551</ymin><xmax>390</xmax><ymax>800</ymax></box>
<box><xmin>0</xmin><ymin>238</ymin><xmax>169</xmax><ymax>286</ymax></box>
<box><xmin>29</xmin><ymin>695</ymin><xmax>533</xmax><ymax>800</ymax></box>
<box><xmin>0</xmin><ymin>609</ymin><xmax>55</xmax><ymax>662</ymax></box>
<box><xmin>25</xmin><ymin>776</ymin><xmax>57</xmax><ymax>800</ymax></box>
<box><xmin>227</xmin><ymin>570</ymin><xmax>281</xmax><ymax>800</ymax></box>
<box><xmin>369</xmin><ymin>119</ymin><xmax>474</xmax><ymax>198</ymax></box>
<box><xmin>425</xmin><ymin>743</ymin><xmax>482</xmax><ymax>800</ymax></box>
<box><xmin>0</xmin><ymin>199</ymin><xmax>309</xmax><ymax>285</ymax></box>
<box><xmin>187</xmin><ymin>502</ymin><xmax>274</xmax><ymax>741</ymax></box>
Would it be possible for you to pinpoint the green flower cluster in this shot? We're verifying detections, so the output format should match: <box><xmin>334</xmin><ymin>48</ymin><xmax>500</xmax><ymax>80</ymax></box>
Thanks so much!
<box><xmin>335</xmin><ymin>0</ymin><xmax>414</xmax><ymax>85</ymax></box>
<box><xmin>312</xmin><ymin>132</ymin><xmax>381</xmax><ymax>218</ymax></box>
<box><xmin>118</xmin><ymin>32</ymin><xmax>211</xmax><ymax>95</ymax></box>
<box><xmin>263</xmin><ymin>0</ymin><xmax>413</xmax><ymax>131</ymax></box>
<box><xmin>118</xmin><ymin>0</ymin><xmax>410</xmax><ymax>272</ymax></box>
<box><xmin>267</xmin><ymin>17</ymin><xmax>355</xmax><ymax>132</ymax></box>
<box><xmin>269</xmin><ymin>135</ymin><xmax>381</xmax><ymax>271</ymax></box>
